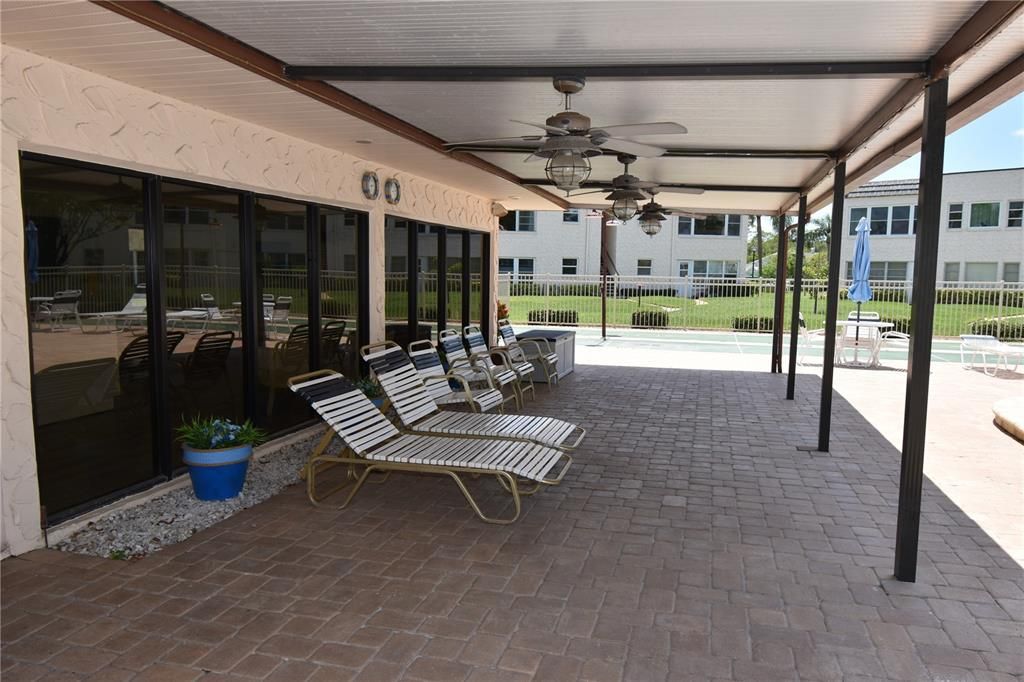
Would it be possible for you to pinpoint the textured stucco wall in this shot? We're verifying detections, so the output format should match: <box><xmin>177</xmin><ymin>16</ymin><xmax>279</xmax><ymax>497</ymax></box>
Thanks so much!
<box><xmin>0</xmin><ymin>45</ymin><xmax>497</xmax><ymax>556</ymax></box>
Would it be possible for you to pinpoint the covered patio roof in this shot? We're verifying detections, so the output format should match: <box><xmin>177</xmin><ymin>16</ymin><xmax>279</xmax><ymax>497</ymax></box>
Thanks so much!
<box><xmin>3</xmin><ymin>0</ymin><xmax>1016</xmax><ymax>215</ymax></box>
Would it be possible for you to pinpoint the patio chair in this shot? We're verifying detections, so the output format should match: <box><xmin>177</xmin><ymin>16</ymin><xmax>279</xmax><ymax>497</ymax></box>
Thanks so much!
<box><xmin>464</xmin><ymin>325</ymin><xmax>535</xmax><ymax>405</ymax></box>
<box><xmin>265</xmin><ymin>296</ymin><xmax>292</xmax><ymax>338</ymax></box>
<box><xmin>837</xmin><ymin>311</ymin><xmax>882</xmax><ymax>365</ymax></box>
<box><xmin>181</xmin><ymin>330</ymin><xmax>235</xmax><ymax>385</ymax></box>
<box><xmin>118</xmin><ymin>331</ymin><xmax>185</xmax><ymax>386</ymax></box>
<box><xmin>408</xmin><ymin>339</ymin><xmax>510</xmax><ymax>412</ymax></box>
<box><xmin>797</xmin><ymin>313</ymin><xmax>827</xmax><ymax>365</ymax></box>
<box><xmin>191</xmin><ymin>293</ymin><xmax>227</xmax><ymax>332</ymax></box>
<box><xmin>289</xmin><ymin>370</ymin><xmax>572</xmax><ymax>523</ymax></box>
<box><xmin>497</xmin><ymin>319</ymin><xmax>558</xmax><ymax>387</ymax></box>
<box><xmin>439</xmin><ymin>329</ymin><xmax>521</xmax><ymax>408</ymax></box>
<box><xmin>34</xmin><ymin>289</ymin><xmax>83</xmax><ymax>331</ymax></box>
<box><xmin>321</xmin><ymin>319</ymin><xmax>348</xmax><ymax>370</ymax></box>
<box><xmin>960</xmin><ymin>334</ymin><xmax>1023</xmax><ymax>376</ymax></box>
<box><xmin>262</xmin><ymin>323</ymin><xmax>309</xmax><ymax>414</ymax></box>
<box><xmin>83</xmin><ymin>284</ymin><xmax>148</xmax><ymax>332</ymax></box>
<box><xmin>363</xmin><ymin>343</ymin><xmax>585</xmax><ymax>450</ymax></box>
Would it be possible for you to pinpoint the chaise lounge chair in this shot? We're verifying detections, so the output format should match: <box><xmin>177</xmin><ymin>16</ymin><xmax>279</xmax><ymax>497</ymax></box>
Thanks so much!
<box><xmin>289</xmin><ymin>370</ymin><xmax>572</xmax><ymax>523</ymax></box>
<box><xmin>960</xmin><ymin>334</ymin><xmax>1023</xmax><ymax>376</ymax></box>
<box><xmin>439</xmin><ymin>329</ymin><xmax>521</xmax><ymax>409</ymax></box>
<box><xmin>407</xmin><ymin>339</ymin><xmax>506</xmax><ymax>413</ymax></box>
<box><xmin>497</xmin><ymin>319</ymin><xmax>559</xmax><ymax>387</ymax></box>
<box><xmin>464</xmin><ymin>325</ymin><xmax>535</xmax><ymax>405</ymax></box>
<box><xmin>362</xmin><ymin>342</ymin><xmax>585</xmax><ymax>450</ymax></box>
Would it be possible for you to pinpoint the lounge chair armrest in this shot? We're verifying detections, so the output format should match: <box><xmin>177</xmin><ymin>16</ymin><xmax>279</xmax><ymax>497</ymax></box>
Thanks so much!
<box><xmin>561</xmin><ymin>425</ymin><xmax>587</xmax><ymax>451</ymax></box>
<box><xmin>516</xmin><ymin>338</ymin><xmax>547</xmax><ymax>358</ymax></box>
<box><xmin>540</xmin><ymin>452</ymin><xmax>573</xmax><ymax>485</ymax></box>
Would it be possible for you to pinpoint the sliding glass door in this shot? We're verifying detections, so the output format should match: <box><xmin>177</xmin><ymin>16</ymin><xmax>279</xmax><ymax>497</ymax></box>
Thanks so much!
<box><xmin>21</xmin><ymin>158</ymin><xmax>155</xmax><ymax>518</ymax></box>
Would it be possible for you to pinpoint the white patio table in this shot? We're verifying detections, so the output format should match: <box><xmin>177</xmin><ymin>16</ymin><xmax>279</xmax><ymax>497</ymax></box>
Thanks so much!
<box><xmin>834</xmin><ymin>320</ymin><xmax>893</xmax><ymax>367</ymax></box>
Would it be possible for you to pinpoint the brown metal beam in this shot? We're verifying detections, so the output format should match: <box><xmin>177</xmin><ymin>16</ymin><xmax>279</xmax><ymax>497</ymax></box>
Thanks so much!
<box><xmin>783</xmin><ymin>0</ymin><xmax>1024</xmax><ymax>214</ymax></box>
<box><xmin>285</xmin><ymin>62</ymin><xmax>927</xmax><ymax>82</ymax></box>
<box><xmin>91</xmin><ymin>0</ymin><xmax>569</xmax><ymax>210</ymax></box>
<box><xmin>524</xmin><ymin>179</ymin><xmax>801</xmax><ymax>193</ymax></box>
<box><xmin>447</xmin><ymin>145</ymin><xmax>834</xmax><ymax>160</ymax></box>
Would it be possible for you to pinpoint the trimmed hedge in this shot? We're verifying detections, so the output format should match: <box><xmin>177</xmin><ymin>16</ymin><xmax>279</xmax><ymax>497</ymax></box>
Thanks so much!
<box><xmin>631</xmin><ymin>311</ymin><xmax>669</xmax><ymax>328</ymax></box>
<box><xmin>703</xmin><ymin>284</ymin><xmax>761</xmax><ymax>298</ymax></box>
<box><xmin>733</xmin><ymin>316</ymin><xmax>774</xmax><ymax>333</ymax></box>
<box><xmin>528</xmin><ymin>309</ymin><xmax>578</xmax><ymax>326</ymax></box>
<box><xmin>510</xmin><ymin>282</ymin><xmax>543</xmax><ymax>296</ymax></box>
<box><xmin>616</xmin><ymin>285</ymin><xmax>676</xmax><ymax>298</ymax></box>
<box><xmin>969</xmin><ymin>319</ymin><xmax>1024</xmax><ymax>341</ymax></box>
<box><xmin>839</xmin><ymin>287</ymin><xmax>909</xmax><ymax>303</ymax></box>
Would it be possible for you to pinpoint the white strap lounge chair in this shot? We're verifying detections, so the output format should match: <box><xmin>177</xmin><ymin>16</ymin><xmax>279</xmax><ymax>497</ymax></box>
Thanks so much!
<box><xmin>497</xmin><ymin>319</ymin><xmax>558</xmax><ymax>387</ymax></box>
<box><xmin>797</xmin><ymin>312</ymin><xmax>827</xmax><ymax>365</ymax></box>
<box><xmin>83</xmin><ymin>285</ymin><xmax>148</xmax><ymax>332</ymax></box>
<box><xmin>439</xmin><ymin>329</ymin><xmax>521</xmax><ymax>408</ymax></box>
<box><xmin>362</xmin><ymin>342</ymin><xmax>585</xmax><ymax>451</ymax></box>
<box><xmin>407</xmin><ymin>339</ymin><xmax>508</xmax><ymax>412</ymax></box>
<box><xmin>34</xmin><ymin>289</ymin><xmax>83</xmax><ymax>331</ymax></box>
<box><xmin>289</xmin><ymin>371</ymin><xmax>572</xmax><ymax>523</ymax></box>
<box><xmin>464</xmin><ymin>325</ymin><xmax>535</xmax><ymax>404</ymax></box>
<box><xmin>960</xmin><ymin>334</ymin><xmax>1023</xmax><ymax>376</ymax></box>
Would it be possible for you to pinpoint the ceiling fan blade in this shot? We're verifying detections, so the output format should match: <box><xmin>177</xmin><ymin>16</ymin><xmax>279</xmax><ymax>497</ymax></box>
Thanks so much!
<box><xmin>565</xmin><ymin>189</ymin><xmax>609</xmax><ymax>197</ymax></box>
<box><xmin>443</xmin><ymin>136</ymin><xmax>541</xmax><ymax>147</ymax></box>
<box><xmin>598</xmin><ymin>138</ymin><xmax>666</xmax><ymax>158</ymax></box>
<box><xmin>659</xmin><ymin>187</ymin><xmax>706</xmax><ymax>196</ymax></box>
<box><xmin>510</xmin><ymin>119</ymin><xmax>569</xmax><ymax>135</ymax></box>
<box><xmin>523</xmin><ymin>153</ymin><xmax>546</xmax><ymax>163</ymax></box>
<box><xmin>596</xmin><ymin>122</ymin><xmax>688</xmax><ymax>137</ymax></box>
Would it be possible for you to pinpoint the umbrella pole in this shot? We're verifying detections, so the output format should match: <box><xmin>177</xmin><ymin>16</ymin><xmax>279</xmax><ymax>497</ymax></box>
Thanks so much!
<box><xmin>854</xmin><ymin>301</ymin><xmax>862</xmax><ymax>364</ymax></box>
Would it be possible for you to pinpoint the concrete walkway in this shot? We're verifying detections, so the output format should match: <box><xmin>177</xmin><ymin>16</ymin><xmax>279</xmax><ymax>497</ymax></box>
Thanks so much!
<box><xmin>3</xmin><ymin>361</ymin><xmax>1022</xmax><ymax>681</ymax></box>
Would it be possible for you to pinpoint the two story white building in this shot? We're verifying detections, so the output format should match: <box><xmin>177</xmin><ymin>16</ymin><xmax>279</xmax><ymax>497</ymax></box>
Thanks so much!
<box><xmin>840</xmin><ymin>167</ymin><xmax>1023</xmax><ymax>284</ymax></box>
<box><xmin>499</xmin><ymin>209</ymin><xmax>751</xmax><ymax>279</ymax></box>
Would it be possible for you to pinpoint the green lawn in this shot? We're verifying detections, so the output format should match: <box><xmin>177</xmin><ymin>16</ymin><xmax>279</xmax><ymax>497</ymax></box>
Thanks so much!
<box><xmin>505</xmin><ymin>291</ymin><xmax>1023</xmax><ymax>338</ymax></box>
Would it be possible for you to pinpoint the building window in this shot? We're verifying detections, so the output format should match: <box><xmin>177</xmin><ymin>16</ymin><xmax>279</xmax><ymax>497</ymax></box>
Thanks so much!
<box><xmin>691</xmin><ymin>260</ymin><xmax>739</xmax><ymax>278</ymax></box>
<box><xmin>561</xmin><ymin>258</ymin><xmax>578</xmax><ymax>275</ymax></box>
<box><xmin>499</xmin><ymin>211</ymin><xmax>536</xmax><ymax>232</ymax></box>
<box><xmin>850</xmin><ymin>207</ymin><xmax>867</xmax><ymax>235</ymax></box>
<box><xmin>969</xmin><ymin>202</ymin><xmax>1000</xmax><ymax>228</ymax></box>
<box><xmin>964</xmin><ymin>262</ymin><xmax>998</xmax><ymax>282</ymax></box>
<box><xmin>869</xmin><ymin>207</ymin><xmax>889</xmax><ymax>236</ymax></box>
<box><xmin>1004</xmin><ymin>263</ymin><xmax>1020</xmax><ymax>283</ymax></box>
<box><xmin>890</xmin><ymin>205</ymin><xmax>911</xmax><ymax>235</ymax></box>
<box><xmin>1007</xmin><ymin>201</ymin><xmax>1022</xmax><ymax>228</ymax></box>
<box><xmin>850</xmin><ymin>260</ymin><xmax>907</xmax><ymax>281</ymax></box>
<box><xmin>637</xmin><ymin>259</ymin><xmax>652</xmax><ymax>276</ymax></box>
<box><xmin>726</xmin><ymin>215</ymin><xmax>741</xmax><ymax>237</ymax></box>
<box><xmin>562</xmin><ymin>210</ymin><xmax>580</xmax><ymax>223</ymax></box>
<box><xmin>678</xmin><ymin>261</ymin><xmax>690</xmax><ymax>277</ymax></box>
<box><xmin>948</xmin><ymin>203</ymin><xmax>963</xmax><ymax>229</ymax></box>
<box><xmin>680</xmin><ymin>214</ymin><xmax>740</xmax><ymax>236</ymax></box>
<box><xmin>499</xmin><ymin>257</ymin><xmax>534</xmax><ymax>278</ymax></box>
<box><xmin>912</xmin><ymin>205</ymin><xmax>919</xmax><ymax>233</ymax></box>
<box><xmin>943</xmin><ymin>262</ymin><xmax>960</xmax><ymax>283</ymax></box>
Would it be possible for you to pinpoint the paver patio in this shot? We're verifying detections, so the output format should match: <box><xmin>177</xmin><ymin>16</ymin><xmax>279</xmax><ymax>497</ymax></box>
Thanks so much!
<box><xmin>3</xmin><ymin>361</ymin><xmax>1022</xmax><ymax>681</ymax></box>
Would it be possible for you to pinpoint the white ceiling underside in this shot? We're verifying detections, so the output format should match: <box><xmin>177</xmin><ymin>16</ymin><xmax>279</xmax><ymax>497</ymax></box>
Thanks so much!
<box><xmin>3</xmin><ymin>0</ymin><xmax>1021</xmax><ymax>215</ymax></box>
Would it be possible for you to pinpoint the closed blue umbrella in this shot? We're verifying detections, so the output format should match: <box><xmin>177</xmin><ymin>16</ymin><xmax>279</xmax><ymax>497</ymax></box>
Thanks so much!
<box><xmin>847</xmin><ymin>216</ymin><xmax>872</xmax><ymax>344</ymax></box>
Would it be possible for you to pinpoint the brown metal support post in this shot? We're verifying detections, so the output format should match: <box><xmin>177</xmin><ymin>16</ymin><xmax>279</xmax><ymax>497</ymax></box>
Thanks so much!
<box><xmin>771</xmin><ymin>218</ymin><xmax>788</xmax><ymax>372</ymax></box>
<box><xmin>786</xmin><ymin>196</ymin><xmax>808</xmax><ymax>399</ymax></box>
<box><xmin>817</xmin><ymin>161</ymin><xmax>846</xmax><ymax>452</ymax></box>
<box><xmin>600</xmin><ymin>214</ymin><xmax>610</xmax><ymax>340</ymax></box>
<box><xmin>895</xmin><ymin>76</ymin><xmax>948</xmax><ymax>582</ymax></box>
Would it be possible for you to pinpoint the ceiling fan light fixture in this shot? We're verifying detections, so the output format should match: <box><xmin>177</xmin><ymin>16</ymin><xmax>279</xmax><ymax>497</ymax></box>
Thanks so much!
<box><xmin>535</xmin><ymin>135</ymin><xmax>603</xmax><ymax>159</ymax></box>
<box><xmin>639</xmin><ymin>214</ymin><xmax>664</xmax><ymax>237</ymax></box>
<box><xmin>611</xmin><ymin>196</ymin><xmax>639</xmax><ymax>221</ymax></box>
<box><xmin>545</xmin><ymin>150</ymin><xmax>591</xmax><ymax>192</ymax></box>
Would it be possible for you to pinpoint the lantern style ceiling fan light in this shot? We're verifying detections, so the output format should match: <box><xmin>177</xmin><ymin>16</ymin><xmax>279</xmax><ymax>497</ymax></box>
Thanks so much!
<box><xmin>545</xmin><ymin>150</ymin><xmax>592</xmax><ymax>192</ymax></box>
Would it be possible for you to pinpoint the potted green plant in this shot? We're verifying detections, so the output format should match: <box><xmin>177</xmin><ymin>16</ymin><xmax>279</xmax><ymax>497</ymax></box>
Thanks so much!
<box><xmin>354</xmin><ymin>377</ymin><xmax>386</xmax><ymax>408</ymax></box>
<box><xmin>176</xmin><ymin>417</ymin><xmax>266</xmax><ymax>501</ymax></box>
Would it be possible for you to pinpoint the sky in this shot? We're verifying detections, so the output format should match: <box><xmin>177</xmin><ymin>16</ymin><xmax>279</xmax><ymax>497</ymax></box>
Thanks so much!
<box><xmin>807</xmin><ymin>92</ymin><xmax>1024</xmax><ymax>220</ymax></box>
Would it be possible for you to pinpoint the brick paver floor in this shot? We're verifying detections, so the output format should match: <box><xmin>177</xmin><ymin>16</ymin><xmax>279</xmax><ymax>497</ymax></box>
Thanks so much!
<box><xmin>3</xmin><ymin>364</ymin><xmax>1022</xmax><ymax>681</ymax></box>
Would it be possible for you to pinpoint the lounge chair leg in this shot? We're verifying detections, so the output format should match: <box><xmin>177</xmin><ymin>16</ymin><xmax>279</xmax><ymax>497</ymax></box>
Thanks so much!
<box><xmin>445</xmin><ymin>471</ymin><xmax>520</xmax><ymax>524</ymax></box>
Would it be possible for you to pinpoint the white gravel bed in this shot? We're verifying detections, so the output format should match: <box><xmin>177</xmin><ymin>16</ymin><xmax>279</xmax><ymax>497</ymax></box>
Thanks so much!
<box><xmin>57</xmin><ymin>436</ymin><xmax>315</xmax><ymax>559</ymax></box>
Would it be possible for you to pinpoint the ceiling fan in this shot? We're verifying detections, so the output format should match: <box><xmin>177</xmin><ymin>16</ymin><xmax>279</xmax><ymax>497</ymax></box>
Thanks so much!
<box><xmin>443</xmin><ymin>76</ymin><xmax>688</xmax><ymax>191</ymax></box>
<box><xmin>571</xmin><ymin>154</ymin><xmax>706</xmax><ymax>224</ymax></box>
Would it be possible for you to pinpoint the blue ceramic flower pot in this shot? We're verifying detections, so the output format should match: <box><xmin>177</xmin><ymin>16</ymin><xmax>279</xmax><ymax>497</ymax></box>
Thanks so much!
<box><xmin>182</xmin><ymin>444</ymin><xmax>252</xmax><ymax>501</ymax></box>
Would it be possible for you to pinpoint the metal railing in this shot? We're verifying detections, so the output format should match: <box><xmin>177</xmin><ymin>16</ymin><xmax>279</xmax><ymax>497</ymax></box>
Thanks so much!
<box><xmin>497</xmin><ymin>273</ymin><xmax>1024</xmax><ymax>340</ymax></box>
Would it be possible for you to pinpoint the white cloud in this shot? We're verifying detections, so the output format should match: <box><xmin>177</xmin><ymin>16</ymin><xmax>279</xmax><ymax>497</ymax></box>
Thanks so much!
<box><xmin>1012</xmin><ymin>128</ymin><xmax>1024</xmax><ymax>137</ymax></box>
